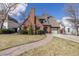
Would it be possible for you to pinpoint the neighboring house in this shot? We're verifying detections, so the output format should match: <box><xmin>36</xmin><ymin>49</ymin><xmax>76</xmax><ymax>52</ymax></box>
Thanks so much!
<box><xmin>0</xmin><ymin>16</ymin><xmax>19</xmax><ymax>32</ymax></box>
<box><xmin>60</xmin><ymin>17</ymin><xmax>79</xmax><ymax>35</ymax></box>
<box><xmin>22</xmin><ymin>8</ymin><xmax>60</xmax><ymax>33</ymax></box>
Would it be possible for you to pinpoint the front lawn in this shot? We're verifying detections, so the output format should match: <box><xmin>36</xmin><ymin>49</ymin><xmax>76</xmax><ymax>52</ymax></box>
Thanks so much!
<box><xmin>0</xmin><ymin>34</ymin><xmax>45</xmax><ymax>51</ymax></box>
<box><xmin>20</xmin><ymin>37</ymin><xmax>79</xmax><ymax>56</ymax></box>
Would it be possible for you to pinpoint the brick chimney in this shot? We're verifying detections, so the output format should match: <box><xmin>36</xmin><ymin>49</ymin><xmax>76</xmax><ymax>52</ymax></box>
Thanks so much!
<box><xmin>28</xmin><ymin>7</ymin><xmax>36</xmax><ymax>34</ymax></box>
<box><xmin>29</xmin><ymin>8</ymin><xmax>35</xmax><ymax>24</ymax></box>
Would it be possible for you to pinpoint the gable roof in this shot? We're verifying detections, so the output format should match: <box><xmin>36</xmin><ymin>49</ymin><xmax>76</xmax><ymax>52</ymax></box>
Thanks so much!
<box><xmin>8</xmin><ymin>16</ymin><xmax>19</xmax><ymax>24</ymax></box>
<box><xmin>37</xmin><ymin>15</ymin><xmax>60</xmax><ymax>27</ymax></box>
<box><xmin>22</xmin><ymin>7</ymin><xmax>60</xmax><ymax>28</ymax></box>
<box><xmin>0</xmin><ymin>16</ymin><xmax>19</xmax><ymax>29</ymax></box>
<box><xmin>36</xmin><ymin>16</ymin><xmax>50</xmax><ymax>25</ymax></box>
<box><xmin>48</xmin><ymin>17</ymin><xmax>60</xmax><ymax>27</ymax></box>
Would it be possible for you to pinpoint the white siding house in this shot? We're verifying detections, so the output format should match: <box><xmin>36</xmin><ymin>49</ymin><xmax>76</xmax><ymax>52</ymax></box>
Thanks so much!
<box><xmin>60</xmin><ymin>17</ymin><xmax>79</xmax><ymax>35</ymax></box>
<box><xmin>61</xmin><ymin>17</ymin><xmax>74</xmax><ymax>34</ymax></box>
<box><xmin>0</xmin><ymin>16</ymin><xmax>19</xmax><ymax>32</ymax></box>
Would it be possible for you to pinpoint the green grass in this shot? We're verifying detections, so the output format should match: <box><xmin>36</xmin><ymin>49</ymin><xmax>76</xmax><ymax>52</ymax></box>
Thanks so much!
<box><xmin>21</xmin><ymin>37</ymin><xmax>79</xmax><ymax>56</ymax></box>
<box><xmin>0</xmin><ymin>34</ymin><xmax>45</xmax><ymax>51</ymax></box>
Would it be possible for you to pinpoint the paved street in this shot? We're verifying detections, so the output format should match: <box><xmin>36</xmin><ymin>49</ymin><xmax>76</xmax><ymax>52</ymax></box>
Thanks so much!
<box><xmin>53</xmin><ymin>34</ymin><xmax>79</xmax><ymax>43</ymax></box>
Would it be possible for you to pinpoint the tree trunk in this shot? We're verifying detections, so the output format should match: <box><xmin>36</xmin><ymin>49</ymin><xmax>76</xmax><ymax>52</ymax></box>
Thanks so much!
<box><xmin>1</xmin><ymin>19</ymin><xmax>5</xmax><ymax>29</ymax></box>
<box><xmin>76</xmin><ymin>27</ymin><xmax>78</xmax><ymax>36</ymax></box>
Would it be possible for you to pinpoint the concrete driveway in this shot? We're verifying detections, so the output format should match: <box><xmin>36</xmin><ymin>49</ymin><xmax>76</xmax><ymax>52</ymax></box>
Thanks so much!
<box><xmin>0</xmin><ymin>34</ymin><xmax>53</xmax><ymax>56</ymax></box>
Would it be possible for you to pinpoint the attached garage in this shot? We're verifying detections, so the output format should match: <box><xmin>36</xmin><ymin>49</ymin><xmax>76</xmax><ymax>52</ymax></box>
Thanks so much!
<box><xmin>51</xmin><ymin>27</ymin><xmax>58</xmax><ymax>34</ymax></box>
<box><xmin>48</xmin><ymin>17</ymin><xmax>60</xmax><ymax>34</ymax></box>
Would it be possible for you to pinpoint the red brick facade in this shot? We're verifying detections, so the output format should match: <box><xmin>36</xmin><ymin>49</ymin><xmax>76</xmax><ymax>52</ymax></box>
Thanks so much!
<box><xmin>22</xmin><ymin>8</ymin><xmax>44</xmax><ymax>33</ymax></box>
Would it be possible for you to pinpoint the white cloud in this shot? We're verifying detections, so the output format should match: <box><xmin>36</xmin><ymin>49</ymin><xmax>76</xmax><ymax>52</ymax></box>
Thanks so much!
<box><xmin>57</xmin><ymin>19</ymin><xmax>61</xmax><ymax>23</ymax></box>
<box><xmin>9</xmin><ymin>3</ymin><xmax>28</xmax><ymax>17</ymax></box>
<box><xmin>17</xmin><ymin>13</ymin><xmax>21</xmax><ymax>16</ymax></box>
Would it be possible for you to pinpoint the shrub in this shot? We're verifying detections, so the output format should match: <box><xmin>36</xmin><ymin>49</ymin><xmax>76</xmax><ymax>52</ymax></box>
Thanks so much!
<box><xmin>28</xmin><ymin>24</ymin><xmax>33</xmax><ymax>35</ymax></box>
<box><xmin>0</xmin><ymin>29</ymin><xmax>15</xmax><ymax>34</ymax></box>
<box><xmin>19</xmin><ymin>30</ymin><xmax>28</xmax><ymax>34</ymax></box>
<box><xmin>0</xmin><ymin>29</ymin><xmax>2</xmax><ymax>34</ymax></box>
<box><xmin>36</xmin><ymin>29</ymin><xmax>45</xmax><ymax>35</ymax></box>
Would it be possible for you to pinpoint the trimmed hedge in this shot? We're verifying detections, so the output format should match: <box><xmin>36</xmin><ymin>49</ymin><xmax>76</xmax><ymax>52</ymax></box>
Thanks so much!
<box><xmin>19</xmin><ymin>30</ymin><xmax>28</xmax><ymax>34</ymax></box>
<box><xmin>36</xmin><ymin>29</ymin><xmax>45</xmax><ymax>35</ymax></box>
<box><xmin>0</xmin><ymin>29</ymin><xmax>15</xmax><ymax>34</ymax></box>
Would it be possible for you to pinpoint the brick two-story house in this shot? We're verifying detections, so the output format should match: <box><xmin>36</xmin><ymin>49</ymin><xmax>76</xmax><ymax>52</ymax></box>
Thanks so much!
<box><xmin>22</xmin><ymin>7</ymin><xmax>60</xmax><ymax>34</ymax></box>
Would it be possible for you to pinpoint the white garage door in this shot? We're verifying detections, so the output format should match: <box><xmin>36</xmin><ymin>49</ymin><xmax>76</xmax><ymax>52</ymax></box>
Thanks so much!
<box><xmin>51</xmin><ymin>28</ymin><xmax>58</xmax><ymax>34</ymax></box>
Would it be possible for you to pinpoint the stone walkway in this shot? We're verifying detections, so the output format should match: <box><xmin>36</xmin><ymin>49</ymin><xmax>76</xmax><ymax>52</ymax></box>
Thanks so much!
<box><xmin>53</xmin><ymin>34</ymin><xmax>79</xmax><ymax>43</ymax></box>
<box><xmin>0</xmin><ymin>34</ymin><xmax>53</xmax><ymax>56</ymax></box>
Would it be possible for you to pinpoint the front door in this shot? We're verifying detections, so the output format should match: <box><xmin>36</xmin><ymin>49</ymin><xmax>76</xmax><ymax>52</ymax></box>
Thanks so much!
<box><xmin>44</xmin><ymin>27</ymin><xmax>48</xmax><ymax>33</ymax></box>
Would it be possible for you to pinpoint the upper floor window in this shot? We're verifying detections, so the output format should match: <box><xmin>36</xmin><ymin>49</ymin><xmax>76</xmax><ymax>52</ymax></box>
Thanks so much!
<box><xmin>39</xmin><ymin>19</ymin><xmax>45</xmax><ymax>23</ymax></box>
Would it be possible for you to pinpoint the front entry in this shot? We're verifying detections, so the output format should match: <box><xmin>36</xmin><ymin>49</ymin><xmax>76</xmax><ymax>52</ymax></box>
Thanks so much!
<box><xmin>44</xmin><ymin>26</ymin><xmax>51</xmax><ymax>33</ymax></box>
<box><xmin>44</xmin><ymin>27</ymin><xmax>48</xmax><ymax>33</ymax></box>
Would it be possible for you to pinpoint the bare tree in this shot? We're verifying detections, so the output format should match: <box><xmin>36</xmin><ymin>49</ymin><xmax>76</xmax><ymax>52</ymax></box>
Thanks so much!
<box><xmin>64</xmin><ymin>4</ymin><xmax>79</xmax><ymax>35</ymax></box>
<box><xmin>0</xmin><ymin>3</ymin><xmax>18</xmax><ymax>29</ymax></box>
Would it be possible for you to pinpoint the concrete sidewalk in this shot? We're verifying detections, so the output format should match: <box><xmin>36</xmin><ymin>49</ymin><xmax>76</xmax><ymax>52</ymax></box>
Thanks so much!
<box><xmin>53</xmin><ymin>34</ymin><xmax>79</xmax><ymax>43</ymax></box>
<box><xmin>0</xmin><ymin>34</ymin><xmax>53</xmax><ymax>56</ymax></box>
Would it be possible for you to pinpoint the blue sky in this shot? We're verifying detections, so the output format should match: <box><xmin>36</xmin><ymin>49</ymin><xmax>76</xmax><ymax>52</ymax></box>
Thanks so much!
<box><xmin>11</xmin><ymin>3</ymin><xmax>65</xmax><ymax>22</ymax></box>
<box><xmin>28</xmin><ymin>3</ymin><xmax>64</xmax><ymax>19</ymax></box>
<box><xmin>26</xmin><ymin>3</ymin><xmax>65</xmax><ymax>20</ymax></box>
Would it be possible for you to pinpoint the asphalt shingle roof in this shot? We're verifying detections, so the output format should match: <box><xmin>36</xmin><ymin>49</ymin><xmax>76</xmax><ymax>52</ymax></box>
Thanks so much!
<box><xmin>37</xmin><ymin>16</ymin><xmax>60</xmax><ymax>27</ymax></box>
